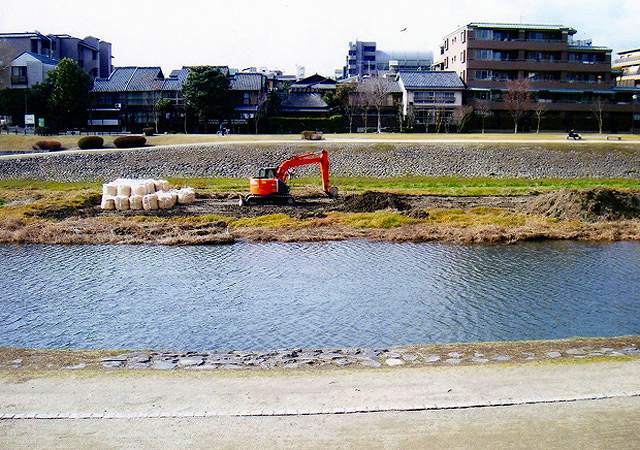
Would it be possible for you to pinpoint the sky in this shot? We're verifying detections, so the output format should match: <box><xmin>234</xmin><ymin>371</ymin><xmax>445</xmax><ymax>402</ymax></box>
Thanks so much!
<box><xmin>2</xmin><ymin>0</ymin><xmax>638</xmax><ymax>77</ymax></box>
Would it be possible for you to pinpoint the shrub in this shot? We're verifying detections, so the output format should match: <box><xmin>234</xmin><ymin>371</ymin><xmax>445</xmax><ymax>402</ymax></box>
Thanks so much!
<box><xmin>301</xmin><ymin>130</ymin><xmax>324</xmax><ymax>140</ymax></box>
<box><xmin>143</xmin><ymin>127</ymin><xmax>155</xmax><ymax>137</ymax></box>
<box><xmin>113</xmin><ymin>135</ymin><xmax>147</xmax><ymax>149</ymax></box>
<box><xmin>32</xmin><ymin>140</ymin><xmax>62</xmax><ymax>151</ymax></box>
<box><xmin>77</xmin><ymin>136</ymin><xmax>104</xmax><ymax>150</ymax></box>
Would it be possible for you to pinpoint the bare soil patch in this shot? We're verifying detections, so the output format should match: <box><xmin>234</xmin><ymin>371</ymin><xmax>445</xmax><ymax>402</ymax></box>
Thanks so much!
<box><xmin>527</xmin><ymin>188</ymin><xmax>640</xmax><ymax>222</ymax></box>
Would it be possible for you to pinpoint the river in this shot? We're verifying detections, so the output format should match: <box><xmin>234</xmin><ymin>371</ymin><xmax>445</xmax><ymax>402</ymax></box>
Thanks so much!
<box><xmin>1</xmin><ymin>241</ymin><xmax>639</xmax><ymax>351</ymax></box>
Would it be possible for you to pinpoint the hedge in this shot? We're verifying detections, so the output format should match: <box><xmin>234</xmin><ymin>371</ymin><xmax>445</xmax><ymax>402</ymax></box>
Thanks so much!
<box><xmin>32</xmin><ymin>140</ymin><xmax>62</xmax><ymax>151</ymax></box>
<box><xmin>113</xmin><ymin>135</ymin><xmax>147</xmax><ymax>149</ymax></box>
<box><xmin>78</xmin><ymin>136</ymin><xmax>104</xmax><ymax>150</ymax></box>
<box><xmin>263</xmin><ymin>115</ymin><xmax>346</xmax><ymax>134</ymax></box>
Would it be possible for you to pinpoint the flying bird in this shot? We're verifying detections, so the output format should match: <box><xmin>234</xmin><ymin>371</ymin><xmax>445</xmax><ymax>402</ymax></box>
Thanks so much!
<box><xmin>400</xmin><ymin>27</ymin><xmax>407</xmax><ymax>32</ymax></box>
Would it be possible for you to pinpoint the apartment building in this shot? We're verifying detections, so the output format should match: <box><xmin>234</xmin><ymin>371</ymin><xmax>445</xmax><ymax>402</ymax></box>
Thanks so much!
<box><xmin>343</xmin><ymin>41</ymin><xmax>432</xmax><ymax>79</ymax></box>
<box><xmin>613</xmin><ymin>48</ymin><xmax>640</xmax><ymax>87</ymax></box>
<box><xmin>0</xmin><ymin>32</ymin><xmax>112</xmax><ymax>89</ymax></box>
<box><xmin>436</xmin><ymin>23</ymin><xmax>638</xmax><ymax>131</ymax></box>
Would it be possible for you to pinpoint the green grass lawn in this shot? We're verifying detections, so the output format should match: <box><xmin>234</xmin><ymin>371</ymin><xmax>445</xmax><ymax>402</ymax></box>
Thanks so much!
<box><xmin>2</xmin><ymin>176</ymin><xmax>640</xmax><ymax>200</ymax></box>
<box><xmin>166</xmin><ymin>176</ymin><xmax>640</xmax><ymax>196</ymax></box>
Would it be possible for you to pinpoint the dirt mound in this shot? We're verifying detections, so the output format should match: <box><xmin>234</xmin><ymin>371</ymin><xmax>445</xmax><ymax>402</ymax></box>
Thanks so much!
<box><xmin>527</xmin><ymin>188</ymin><xmax>640</xmax><ymax>222</ymax></box>
<box><xmin>341</xmin><ymin>191</ymin><xmax>411</xmax><ymax>213</ymax></box>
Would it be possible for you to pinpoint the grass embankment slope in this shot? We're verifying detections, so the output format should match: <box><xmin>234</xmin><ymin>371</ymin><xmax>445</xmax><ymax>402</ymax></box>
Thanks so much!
<box><xmin>1</xmin><ymin>177</ymin><xmax>640</xmax><ymax>245</ymax></box>
<box><xmin>1</xmin><ymin>132</ymin><xmax>640</xmax><ymax>151</ymax></box>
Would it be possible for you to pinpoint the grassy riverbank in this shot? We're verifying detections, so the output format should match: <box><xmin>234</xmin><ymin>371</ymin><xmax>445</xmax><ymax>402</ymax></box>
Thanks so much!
<box><xmin>1</xmin><ymin>177</ymin><xmax>639</xmax><ymax>245</ymax></box>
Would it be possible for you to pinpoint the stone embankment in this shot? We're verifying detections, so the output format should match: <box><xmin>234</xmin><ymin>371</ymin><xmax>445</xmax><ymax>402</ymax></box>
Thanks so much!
<box><xmin>4</xmin><ymin>340</ymin><xmax>638</xmax><ymax>372</ymax></box>
<box><xmin>97</xmin><ymin>344</ymin><xmax>640</xmax><ymax>370</ymax></box>
<box><xmin>1</xmin><ymin>142</ymin><xmax>640</xmax><ymax>181</ymax></box>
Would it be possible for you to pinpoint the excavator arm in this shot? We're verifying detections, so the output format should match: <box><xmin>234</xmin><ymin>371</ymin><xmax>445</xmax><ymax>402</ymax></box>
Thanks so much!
<box><xmin>275</xmin><ymin>150</ymin><xmax>337</xmax><ymax>197</ymax></box>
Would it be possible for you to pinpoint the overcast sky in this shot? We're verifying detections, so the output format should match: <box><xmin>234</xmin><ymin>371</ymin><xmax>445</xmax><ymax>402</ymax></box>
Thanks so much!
<box><xmin>2</xmin><ymin>0</ymin><xmax>638</xmax><ymax>77</ymax></box>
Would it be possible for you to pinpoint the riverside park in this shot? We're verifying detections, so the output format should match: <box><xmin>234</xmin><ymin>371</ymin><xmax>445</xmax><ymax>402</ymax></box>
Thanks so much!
<box><xmin>1</xmin><ymin>132</ymin><xmax>640</xmax><ymax>448</ymax></box>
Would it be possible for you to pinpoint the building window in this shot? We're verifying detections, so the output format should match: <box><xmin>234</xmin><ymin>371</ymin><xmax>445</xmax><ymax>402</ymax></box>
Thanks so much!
<box><xmin>461</xmin><ymin>31</ymin><xmax>466</xmax><ymax>43</ymax></box>
<box><xmin>461</xmin><ymin>51</ymin><xmax>466</xmax><ymax>63</ymax></box>
<box><xmin>475</xmin><ymin>49</ymin><xmax>493</xmax><ymax>60</ymax></box>
<box><xmin>243</xmin><ymin>92</ymin><xmax>251</xmax><ymax>105</ymax></box>
<box><xmin>11</xmin><ymin>66</ymin><xmax>28</xmax><ymax>85</ymax></box>
<box><xmin>414</xmin><ymin>91</ymin><xmax>456</xmax><ymax>104</ymax></box>
<box><xmin>474</xmin><ymin>70</ymin><xmax>492</xmax><ymax>80</ymax></box>
<box><xmin>475</xmin><ymin>29</ymin><xmax>493</xmax><ymax>40</ymax></box>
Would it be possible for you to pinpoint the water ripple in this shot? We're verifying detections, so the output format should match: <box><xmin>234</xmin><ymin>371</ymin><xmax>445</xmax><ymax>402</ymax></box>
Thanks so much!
<box><xmin>1</xmin><ymin>241</ymin><xmax>640</xmax><ymax>351</ymax></box>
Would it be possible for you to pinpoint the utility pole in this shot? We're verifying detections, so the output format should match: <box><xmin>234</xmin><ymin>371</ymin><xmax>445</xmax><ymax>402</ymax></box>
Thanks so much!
<box><xmin>633</xmin><ymin>94</ymin><xmax>638</xmax><ymax>135</ymax></box>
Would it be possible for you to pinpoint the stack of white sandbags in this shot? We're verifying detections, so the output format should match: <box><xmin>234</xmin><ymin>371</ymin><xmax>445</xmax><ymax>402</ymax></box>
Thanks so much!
<box><xmin>100</xmin><ymin>179</ymin><xmax>196</xmax><ymax>211</ymax></box>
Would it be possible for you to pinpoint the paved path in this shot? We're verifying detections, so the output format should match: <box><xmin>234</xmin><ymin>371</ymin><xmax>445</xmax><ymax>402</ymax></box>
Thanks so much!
<box><xmin>2</xmin><ymin>137</ymin><xmax>639</xmax><ymax>160</ymax></box>
<box><xmin>1</xmin><ymin>360</ymin><xmax>639</xmax><ymax>448</ymax></box>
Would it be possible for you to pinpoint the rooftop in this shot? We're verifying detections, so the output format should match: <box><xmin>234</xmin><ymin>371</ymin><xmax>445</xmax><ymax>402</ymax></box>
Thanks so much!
<box><xmin>468</xmin><ymin>22</ymin><xmax>577</xmax><ymax>34</ymax></box>
<box><xmin>14</xmin><ymin>51</ymin><xmax>59</xmax><ymax>66</ymax></box>
<box><xmin>93</xmin><ymin>67</ymin><xmax>165</xmax><ymax>92</ymax></box>
<box><xmin>281</xmin><ymin>92</ymin><xmax>329</xmax><ymax>111</ymax></box>
<box><xmin>230</xmin><ymin>73</ymin><xmax>265</xmax><ymax>91</ymax></box>
<box><xmin>397</xmin><ymin>71</ymin><xmax>465</xmax><ymax>89</ymax></box>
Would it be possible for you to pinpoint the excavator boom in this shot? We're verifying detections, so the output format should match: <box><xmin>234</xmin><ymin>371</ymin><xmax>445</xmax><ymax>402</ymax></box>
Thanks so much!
<box><xmin>275</xmin><ymin>150</ymin><xmax>333</xmax><ymax>195</ymax></box>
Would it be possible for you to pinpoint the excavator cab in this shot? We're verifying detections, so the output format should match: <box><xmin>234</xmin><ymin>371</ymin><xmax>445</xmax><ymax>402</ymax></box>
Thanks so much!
<box><xmin>257</xmin><ymin>167</ymin><xmax>278</xmax><ymax>179</ymax></box>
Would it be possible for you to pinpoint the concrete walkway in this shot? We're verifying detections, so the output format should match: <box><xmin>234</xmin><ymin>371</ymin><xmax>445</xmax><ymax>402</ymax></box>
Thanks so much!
<box><xmin>1</xmin><ymin>359</ymin><xmax>639</xmax><ymax>448</ymax></box>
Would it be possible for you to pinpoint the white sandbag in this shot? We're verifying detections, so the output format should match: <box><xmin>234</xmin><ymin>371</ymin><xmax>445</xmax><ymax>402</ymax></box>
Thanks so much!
<box><xmin>129</xmin><ymin>195</ymin><xmax>143</xmax><ymax>210</ymax></box>
<box><xmin>157</xmin><ymin>192</ymin><xmax>177</xmax><ymax>209</ymax></box>
<box><xmin>177</xmin><ymin>188</ymin><xmax>196</xmax><ymax>205</ymax></box>
<box><xmin>116</xmin><ymin>183</ymin><xmax>131</xmax><ymax>197</ymax></box>
<box><xmin>142</xmin><ymin>193</ymin><xmax>159</xmax><ymax>211</ymax></box>
<box><xmin>100</xmin><ymin>195</ymin><xmax>116</xmax><ymax>210</ymax></box>
<box><xmin>155</xmin><ymin>179</ymin><xmax>170</xmax><ymax>192</ymax></box>
<box><xmin>102</xmin><ymin>183</ymin><xmax>117</xmax><ymax>196</ymax></box>
<box><xmin>115</xmin><ymin>195</ymin><xmax>130</xmax><ymax>211</ymax></box>
<box><xmin>131</xmin><ymin>183</ymin><xmax>146</xmax><ymax>196</ymax></box>
<box><xmin>144</xmin><ymin>180</ymin><xmax>156</xmax><ymax>194</ymax></box>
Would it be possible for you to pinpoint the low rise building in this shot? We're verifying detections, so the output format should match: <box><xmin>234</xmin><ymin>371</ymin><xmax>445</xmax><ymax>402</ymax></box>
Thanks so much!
<box><xmin>397</xmin><ymin>71</ymin><xmax>465</xmax><ymax>130</ymax></box>
<box><xmin>0</xmin><ymin>31</ymin><xmax>112</xmax><ymax>88</ymax></box>
<box><xmin>90</xmin><ymin>66</ymin><xmax>184</xmax><ymax>131</ymax></box>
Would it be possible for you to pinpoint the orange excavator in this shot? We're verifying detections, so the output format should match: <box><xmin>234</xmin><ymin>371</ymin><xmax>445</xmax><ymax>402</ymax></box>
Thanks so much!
<box><xmin>239</xmin><ymin>150</ymin><xmax>338</xmax><ymax>206</ymax></box>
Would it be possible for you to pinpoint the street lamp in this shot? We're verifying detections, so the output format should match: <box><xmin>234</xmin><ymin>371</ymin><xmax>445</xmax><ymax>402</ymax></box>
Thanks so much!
<box><xmin>633</xmin><ymin>94</ymin><xmax>638</xmax><ymax>135</ymax></box>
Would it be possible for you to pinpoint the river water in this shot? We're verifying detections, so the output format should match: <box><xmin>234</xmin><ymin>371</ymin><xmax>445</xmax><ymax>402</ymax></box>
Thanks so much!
<box><xmin>1</xmin><ymin>241</ymin><xmax>639</xmax><ymax>351</ymax></box>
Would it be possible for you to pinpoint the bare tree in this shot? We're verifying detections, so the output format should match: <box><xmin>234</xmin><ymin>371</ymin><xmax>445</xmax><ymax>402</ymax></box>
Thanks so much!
<box><xmin>451</xmin><ymin>105</ymin><xmax>474</xmax><ymax>133</ymax></box>
<box><xmin>433</xmin><ymin>107</ymin><xmax>446</xmax><ymax>133</ymax></box>
<box><xmin>533</xmin><ymin>101</ymin><xmax>548</xmax><ymax>134</ymax></box>
<box><xmin>332</xmin><ymin>81</ymin><xmax>357</xmax><ymax>133</ymax></box>
<box><xmin>361</xmin><ymin>77</ymin><xmax>393</xmax><ymax>133</ymax></box>
<box><xmin>355</xmin><ymin>85</ymin><xmax>373</xmax><ymax>133</ymax></box>
<box><xmin>253</xmin><ymin>91</ymin><xmax>269</xmax><ymax>134</ymax></box>
<box><xmin>592</xmin><ymin>97</ymin><xmax>606</xmax><ymax>134</ymax></box>
<box><xmin>153</xmin><ymin>93</ymin><xmax>172</xmax><ymax>134</ymax></box>
<box><xmin>0</xmin><ymin>41</ymin><xmax>12</xmax><ymax>90</ymax></box>
<box><xmin>504</xmin><ymin>79</ymin><xmax>532</xmax><ymax>134</ymax></box>
<box><xmin>475</xmin><ymin>100</ymin><xmax>493</xmax><ymax>134</ymax></box>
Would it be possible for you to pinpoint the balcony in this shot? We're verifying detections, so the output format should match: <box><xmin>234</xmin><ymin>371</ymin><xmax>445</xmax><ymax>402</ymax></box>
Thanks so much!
<box><xmin>11</xmin><ymin>75</ymin><xmax>28</xmax><ymax>85</ymax></box>
<box><xmin>468</xmin><ymin>59</ymin><xmax>611</xmax><ymax>73</ymax></box>
<box><xmin>468</xmin><ymin>39</ymin><xmax>567</xmax><ymax>52</ymax></box>
<box><xmin>614</xmin><ymin>55</ymin><xmax>640</xmax><ymax>67</ymax></box>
